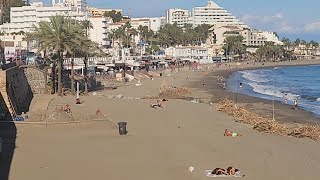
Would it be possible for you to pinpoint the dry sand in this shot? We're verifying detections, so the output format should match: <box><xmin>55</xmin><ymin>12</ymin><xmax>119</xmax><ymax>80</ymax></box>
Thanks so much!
<box><xmin>2</xmin><ymin>59</ymin><xmax>320</xmax><ymax>180</ymax></box>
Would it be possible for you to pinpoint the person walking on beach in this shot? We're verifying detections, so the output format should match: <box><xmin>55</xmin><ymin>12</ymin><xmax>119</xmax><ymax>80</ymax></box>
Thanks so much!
<box><xmin>294</xmin><ymin>98</ymin><xmax>298</xmax><ymax>110</ymax></box>
<box><xmin>284</xmin><ymin>93</ymin><xmax>288</xmax><ymax>104</ymax></box>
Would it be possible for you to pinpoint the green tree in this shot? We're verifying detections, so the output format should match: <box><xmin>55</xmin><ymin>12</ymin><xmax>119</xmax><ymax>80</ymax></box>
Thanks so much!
<box><xmin>193</xmin><ymin>24</ymin><xmax>211</xmax><ymax>45</ymax></box>
<box><xmin>103</xmin><ymin>10</ymin><xmax>123</xmax><ymax>23</ymax></box>
<box><xmin>294</xmin><ymin>38</ymin><xmax>301</xmax><ymax>47</ymax></box>
<box><xmin>157</xmin><ymin>24</ymin><xmax>183</xmax><ymax>47</ymax></box>
<box><xmin>25</xmin><ymin>15</ymin><xmax>93</xmax><ymax>96</ymax></box>
<box><xmin>310</xmin><ymin>40</ymin><xmax>319</xmax><ymax>55</ymax></box>
<box><xmin>256</xmin><ymin>42</ymin><xmax>284</xmax><ymax>61</ymax></box>
<box><xmin>1</xmin><ymin>0</ymin><xmax>27</xmax><ymax>24</ymax></box>
<box><xmin>281</xmin><ymin>37</ymin><xmax>293</xmax><ymax>59</ymax></box>
<box><xmin>223</xmin><ymin>35</ymin><xmax>245</xmax><ymax>58</ymax></box>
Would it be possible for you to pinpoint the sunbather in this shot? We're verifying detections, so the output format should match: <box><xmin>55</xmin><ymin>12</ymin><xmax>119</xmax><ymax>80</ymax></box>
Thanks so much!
<box><xmin>151</xmin><ymin>99</ymin><xmax>165</xmax><ymax>109</ymax></box>
<box><xmin>76</xmin><ymin>98</ymin><xmax>82</xmax><ymax>104</ymax></box>
<box><xmin>224</xmin><ymin>129</ymin><xmax>242</xmax><ymax>137</ymax></box>
<box><xmin>64</xmin><ymin>104</ymin><xmax>71</xmax><ymax>113</ymax></box>
<box><xmin>210</xmin><ymin>166</ymin><xmax>242</xmax><ymax>177</ymax></box>
<box><xmin>211</xmin><ymin>168</ymin><xmax>228</xmax><ymax>175</ymax></box>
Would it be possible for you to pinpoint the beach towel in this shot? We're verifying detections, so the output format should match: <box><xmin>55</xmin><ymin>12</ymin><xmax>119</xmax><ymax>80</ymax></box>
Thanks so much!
<box><xmin>205</xmin><ymin>170</ymin><xmax>243</xmax><ymax>177</ymax></box>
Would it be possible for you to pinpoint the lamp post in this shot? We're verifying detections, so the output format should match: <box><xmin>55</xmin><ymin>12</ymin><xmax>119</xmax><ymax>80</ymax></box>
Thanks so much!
<box><xmin>235</xmin><ymin>74</ymin><xmax>242</xmax><ymax>104</ymax></box>
<box><xmin>272</xmin><ymin>80</ymin><xmax>275</xmax><ymax>121</ymax></box>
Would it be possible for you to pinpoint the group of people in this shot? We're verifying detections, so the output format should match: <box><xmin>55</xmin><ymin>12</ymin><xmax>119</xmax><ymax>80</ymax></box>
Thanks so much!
<box><xmin>63</xmin><ymin>98</ymin><xmax>83</xmax><ymax>113</ymax></box>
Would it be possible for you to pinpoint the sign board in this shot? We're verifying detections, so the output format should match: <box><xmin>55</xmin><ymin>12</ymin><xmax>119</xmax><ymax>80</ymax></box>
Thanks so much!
<box><xmin>26</xmin><ymin>52</ymin><xmax>35</xmax><ymax>64</ymax></box>
<box><xmin>4</xmin><ymin>47</ymin><xmax>16</xmax><ymax>61</ymax></box>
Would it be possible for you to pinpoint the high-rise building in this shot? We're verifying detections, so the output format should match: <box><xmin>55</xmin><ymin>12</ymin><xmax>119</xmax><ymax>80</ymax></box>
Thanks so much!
<box><xmin>0</xmin><ymin>1</ymin><xmax>86</xmax><ymax>33</ymax></box>
<box><xmin>52</xmin><ymin>0</ymin><xmax>87</xmax><ymax>11</ymax></box>
<box><xmin>166</xmin><ymin>8</ymin><xmax>192</xmax><ymax>27</ymax></box>
<box><xmin>192</xmin><ymin>1</ymin><xmax>247</xmax><ymax>27</ymax></box>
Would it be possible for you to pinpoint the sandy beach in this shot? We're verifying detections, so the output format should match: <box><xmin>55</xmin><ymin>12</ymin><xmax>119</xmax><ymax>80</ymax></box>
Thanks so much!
<box><xmin>1</xmin><ymin>59</ymin><xmax>320</xmax><ymax>180</ymax></box>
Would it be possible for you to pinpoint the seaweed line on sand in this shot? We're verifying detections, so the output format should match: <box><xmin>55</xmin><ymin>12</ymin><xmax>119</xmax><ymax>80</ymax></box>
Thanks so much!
<box><xmin>217</xmin><ymin>98</ymin><xmax>320</xmax><ymax>141</ymax></box>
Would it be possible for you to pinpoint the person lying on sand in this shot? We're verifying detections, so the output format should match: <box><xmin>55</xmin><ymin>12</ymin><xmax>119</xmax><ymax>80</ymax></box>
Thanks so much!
<box><xmin>76</xmin><ymin>98</ymin><xmax>83</xmax><ymax>104</ymax></box>
<box><xmin>211</xmin><ymin>168</ymin><xmax>228</xmax><ymax>175</ymax></box>
<box><xmin>63</xmin><ymin>104</ymin><xmax>71</xmax><ymax>113</ymax></box>
<box><xmin>211</xmin><ymin>166</ymin><xmax>243</xmax><ymax>177</ymax></box>
<box><xmin>151</xmin><ymin>99</ymin><xmax>166</xmax><ymax>109</ymax></box>
<box><xmin>224</xmin><ymin>129</ymin><xmax>242</xmax><ymax>137</ymax></box>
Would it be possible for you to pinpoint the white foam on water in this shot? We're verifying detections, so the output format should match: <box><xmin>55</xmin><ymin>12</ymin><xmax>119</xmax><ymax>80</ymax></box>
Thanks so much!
<box><xmin>317</xmin><ymin>98</ymin><xmax>320</xmax><ymax>102</ymax></box>
<box><xmin>247</xmin><ymin>82</ymin><xmax>297</xmax><ymax>100</ymax></box>
<box><xmin>240</xmin><ymin>71</ymin><xmax>270</xmax><ymax>83</ymax></box>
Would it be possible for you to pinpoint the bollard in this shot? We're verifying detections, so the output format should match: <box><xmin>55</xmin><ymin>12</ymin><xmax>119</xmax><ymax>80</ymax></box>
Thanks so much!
<box><xmin>118</xmin><ymin>122</ymin><xmax>127</xmax><ymax>135</ymax></box>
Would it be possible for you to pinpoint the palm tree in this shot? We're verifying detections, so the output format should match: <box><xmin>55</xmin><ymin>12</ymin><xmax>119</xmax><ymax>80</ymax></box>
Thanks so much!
<box><xmin>79</xmin><ymin>20</ymin><xmax>93</xmax><ymax>96</ymax></box>
<box><xmin>310</xmin><ymin>40</ymin><xmax>319</xmax><ymax>55</ymax></box>
<box><xmin>25</xmin><ymin>15</ymin><xmax>91</xmax><ymax>96</ymax></box>
<box><xmin>128</xmin><ymin>28</ymin><xmax>138</xmax><ymax>53</ymax></box>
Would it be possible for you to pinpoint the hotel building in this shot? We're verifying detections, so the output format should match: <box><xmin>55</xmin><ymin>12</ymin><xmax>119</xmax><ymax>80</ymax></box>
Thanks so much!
<box><xmin>166</xmin><ymin>8</ymin><xmax>192</xmax><ymax>27</ymax></box>
<box><xmin>192</xmin><ymin>1</ymin><xmax>247</xmax><ymax>28</ymax></box>
<box><xmin>0</xmin><ymin>1</ymin><xmax>87</xmax><ymax>33</ymax></box>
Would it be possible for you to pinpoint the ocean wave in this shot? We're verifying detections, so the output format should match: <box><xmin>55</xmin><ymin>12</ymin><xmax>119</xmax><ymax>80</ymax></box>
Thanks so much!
<box><xmin>247</xmin><ymin>82</ymin><xmax>297</xmax><ymax>100</ymax></box>
<box><xmin>240</xmin><ymin>71</ymin><xmax>270</xmax><ymax>83</ymax></box>
<box><xmin>273</xmin><ymin>67</ymin><xmax>282</xmax><ymax>70</ymax></box>
<box><xmin>300</xmin><ymin>95</ymin><xmax>320</xmax><ymax>102</ymax></box>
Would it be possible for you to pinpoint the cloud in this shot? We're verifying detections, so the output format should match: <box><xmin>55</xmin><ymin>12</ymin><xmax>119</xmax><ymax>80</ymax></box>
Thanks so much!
<box><xmin>304</xmin><ymin>21</ymin><xmax>320</xmax><ymax>32</ymax></box>
<box><xmin>240</xmin><ymin>13</ymin><xmax>298</xmax><ymax>33</ymax></box>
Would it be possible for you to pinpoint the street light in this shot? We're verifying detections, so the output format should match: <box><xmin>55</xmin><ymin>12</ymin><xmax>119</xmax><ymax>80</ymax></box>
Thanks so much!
<box><xmin>272</xmin><ymin>80</ymin><xmax>275</xmax><ymax>121</ymax></box>
<box><xmin>235</xmin><ymin>74</ymin><xmax>242</xmax><ymax>105</ymax></box>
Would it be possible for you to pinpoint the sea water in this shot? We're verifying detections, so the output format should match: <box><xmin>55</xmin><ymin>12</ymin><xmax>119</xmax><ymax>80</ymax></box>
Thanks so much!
<box><xmin>226</xmin><ymin>65</ymin><xmax>320</xmax><ymax>117</ymax></box>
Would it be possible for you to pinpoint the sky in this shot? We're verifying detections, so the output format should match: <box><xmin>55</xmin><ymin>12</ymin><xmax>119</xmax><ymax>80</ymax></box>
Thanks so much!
<box><xmin>41</xmin><ymin>0</ymin><xmax>320</xmax><ymax>42</ymax></box>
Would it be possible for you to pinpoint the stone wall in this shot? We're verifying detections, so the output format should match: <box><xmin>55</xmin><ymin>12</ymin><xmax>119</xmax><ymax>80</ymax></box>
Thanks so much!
<box><xmin>24</xmin><ymin>67</ymin><xmax>46</xmax><ymax>94</ymax></box>
<box><xmin>0</xmin><ymin>67</ymin><xmax>33</xmax><ymax>117</ymax></box>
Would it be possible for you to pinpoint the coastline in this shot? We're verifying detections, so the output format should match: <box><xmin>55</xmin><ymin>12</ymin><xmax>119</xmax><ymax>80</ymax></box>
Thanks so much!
<box><xmin>186</xmin><ymin>59</ymin><xmax>320</xmax><ymax>125</ymax></box>
<box><xmin>4</xmin><ymin>59</ymin><xmax>320</xmax><ymax>180</ymax></box>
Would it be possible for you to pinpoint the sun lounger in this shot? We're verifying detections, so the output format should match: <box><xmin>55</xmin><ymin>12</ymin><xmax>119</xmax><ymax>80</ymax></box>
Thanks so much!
<box><xmin>205</xmin><ymin>170</ymin><xmax>243</xmax><ymax>177</ymax></box>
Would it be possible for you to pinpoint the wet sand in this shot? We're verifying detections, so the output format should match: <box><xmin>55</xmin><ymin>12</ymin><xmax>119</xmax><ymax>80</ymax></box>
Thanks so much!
<box><xmin>187</xmin><ymin>60</ymin><xmax>320</xmax><ymax>124</ymax></box>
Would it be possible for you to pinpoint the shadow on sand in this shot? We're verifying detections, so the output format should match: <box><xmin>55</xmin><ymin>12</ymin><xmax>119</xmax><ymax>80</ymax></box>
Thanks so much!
<box><xmin>0</xmin><ymin>122</ymin><xmax>17</xmax><ymax>180</ymax></box>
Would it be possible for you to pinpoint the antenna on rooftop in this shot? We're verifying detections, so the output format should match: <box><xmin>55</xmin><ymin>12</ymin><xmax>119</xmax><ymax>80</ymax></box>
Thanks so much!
<box><xmin>128</xmin><ymin>8</ymin><xmax>132</xmax><ymax>18</ymax></box>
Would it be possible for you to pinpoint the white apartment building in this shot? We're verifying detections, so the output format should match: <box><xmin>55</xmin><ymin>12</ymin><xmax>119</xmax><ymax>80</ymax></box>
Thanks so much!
<box><xmin>259</xmin><ymin>31</ymin><xmax>283</xmax><ymax>45</ymax></box>
<box><xmin>52</xmin><ymin>0</ymin><xmax>87</xmax><ymax>11</ymax></box>
<box><xmin>165</xmin><ymin>46</ymin><xmax>209</xmax><ymax>59</ymax></box>
<box><xmin>89</xmin><ymin>16</ymin><xmax>112</xmax><ymax>48</ymax></box>
<box><xmin>211</xmin><ymin>25</ymin><xmax>244</xmax><ymax>46</ymax></box>
<box><xmin>166</xmin><ymin>8</ymin><xmax>192</xmax><ymax>27</ymax></box>
<box><xmin>130</xmin><ymin>18</ymin><xmax>150</xmax><ymax>29</ymax></box>
<box><xmin>192</xmin><ymin>1</ymin><xmax>247</xmax><ymax>28</ymax></box>
<box><xmin>210</xmin><ymin>25</ymin><xmax>282</xmax><ymax>47</ymax></box>
<box><xmin>0</xmin><ymin>34</ymin><xmax>28</xmax><ymax>50</ymax></box>
<box><xmin>130</xmin><ymin>17</ymin><xmax>166</xmax><ymax>32</ymax></box>
<box><xmin>88</xmin><ymin>7</ymin><xmax>122</xmax><ymax>17</ymax></box>
<box><xmin>149</xmin><ymin>17</ymin><xmax>166</xmax><ymax>32</ymax></box>
<box><xmin>0</xmin><ymin>1</ymin><xmax>87</xmax><ymax>33</ymax></box>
